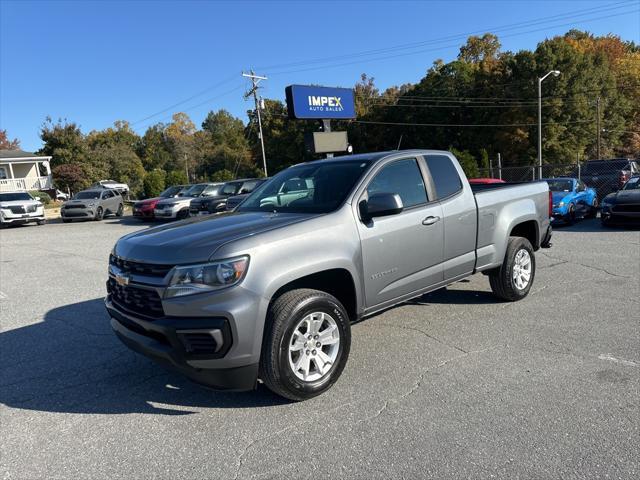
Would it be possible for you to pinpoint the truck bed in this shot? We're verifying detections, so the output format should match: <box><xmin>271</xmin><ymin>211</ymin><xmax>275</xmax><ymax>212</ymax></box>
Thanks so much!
<box><xmin>471</xmin><ymin>180</ymin><xmax>550</xmax><ymax>272</ymax></box>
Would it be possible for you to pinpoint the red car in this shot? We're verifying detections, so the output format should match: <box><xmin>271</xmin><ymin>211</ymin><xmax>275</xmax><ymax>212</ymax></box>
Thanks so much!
<box><xmin>132</xmin><ymin>185</ymin><xmax>188</xmax><ymax>219</ymax></box>
<box><xmin>468</xmin><ymin>178</ymin><xmax>506</xmax><ymax>185</ymax></box>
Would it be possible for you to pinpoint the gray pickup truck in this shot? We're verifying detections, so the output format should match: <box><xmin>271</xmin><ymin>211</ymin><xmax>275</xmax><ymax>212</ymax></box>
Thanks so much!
<box><xmin>106</xmin><ymin>150</ymin><xmax>552</xmax><ymax>400</ymax></box>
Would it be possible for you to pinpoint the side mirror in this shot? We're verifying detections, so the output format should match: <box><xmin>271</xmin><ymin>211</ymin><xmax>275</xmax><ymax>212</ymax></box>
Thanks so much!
<box><xmin>360</xmin><ymin>192</ymin><xmax>403</xmax><ymax>222</ymax></box>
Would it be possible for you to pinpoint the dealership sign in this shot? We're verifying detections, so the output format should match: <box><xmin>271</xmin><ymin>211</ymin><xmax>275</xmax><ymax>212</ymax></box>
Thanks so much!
<box><xmin>285</xmin><ymin>85</ymin><xmax>356</xmax><ymax>120</ymax></box>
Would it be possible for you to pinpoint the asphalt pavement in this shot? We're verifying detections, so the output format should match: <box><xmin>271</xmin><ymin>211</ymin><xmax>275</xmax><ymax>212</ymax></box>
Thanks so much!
<box><xmin>1</xmin><ymin>215</ymin><xmax>638</xmax><ymax>479</ymax></box>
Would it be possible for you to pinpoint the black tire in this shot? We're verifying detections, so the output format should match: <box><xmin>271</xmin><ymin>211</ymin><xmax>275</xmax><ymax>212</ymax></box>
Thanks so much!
<box><xmin>37</xmin><ymin>219</ymin><xmax>46</xmax><ymax>226</ymax></box>
<box><xmin>94</xmin><ymin>207</ymin><xmax>104</xmax><ymax>221</ymax></box>
<box><xmin>62</xmin><ymin>218</ymin><xmax>72</xmax><ymax>223</ymax></box>
<box><xmin>260</xmin><ymin>288</ymin><xmax>351</xmax><ymax>401</ymax></box>
<box><xmin>177</xmin><ymin>208</ymin><xmax>189</xmax><ymax>220</ymax></box>
<box><xmin>489</xmin><ymin>236</ymin><xmax>535</xmax><ymax>302</ymax></box>
<box><xmin>564</xmin><ymin>204</ymin><xmax>576</xmax><ymax>225</ymax></box>
<box><xmin>116</xmin><ymin>204</ymin><xmax>124</xmax><ymax>217</ymax></box>
<box><xmin>586</xmin><ymin>198</ymin><xmax>598</xmax><ymax>219</ymax></box>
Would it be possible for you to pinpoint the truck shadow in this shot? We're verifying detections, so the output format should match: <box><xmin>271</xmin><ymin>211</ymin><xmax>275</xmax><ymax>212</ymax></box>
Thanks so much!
<box><xmin>0</xmin><ymin>299</ymin><xmax>288</xmax><ymax>416</ymax></box>
<box><xmin>406</xmin><ymin>285</ymin><xmax>500</xmax><ymax>306</ymax></box>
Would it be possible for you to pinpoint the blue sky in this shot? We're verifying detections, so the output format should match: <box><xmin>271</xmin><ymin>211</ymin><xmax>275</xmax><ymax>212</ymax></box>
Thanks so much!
<box><xmin>1</xmin><ymin>0</ymin><xmax>639</xmax><ymax>150</ymax></box>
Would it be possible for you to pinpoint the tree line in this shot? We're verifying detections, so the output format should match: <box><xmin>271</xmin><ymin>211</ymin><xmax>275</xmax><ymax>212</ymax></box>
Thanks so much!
<box><xmin>25</xmin><ymin>30</ymin><xmax>640</xmax><ymax>198</ymax></box>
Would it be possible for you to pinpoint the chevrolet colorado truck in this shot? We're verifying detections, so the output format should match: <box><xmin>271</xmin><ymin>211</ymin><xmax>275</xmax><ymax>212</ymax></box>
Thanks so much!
<box><xmin>106</xmin><ymin>150</ymin><xmax>552</xmax><ymax>401</ymax></box>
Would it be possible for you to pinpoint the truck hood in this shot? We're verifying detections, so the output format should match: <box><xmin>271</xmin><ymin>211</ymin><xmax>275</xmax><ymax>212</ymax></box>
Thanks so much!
<box><xmin>114</xmin><ymin>211</ymin><xmax>318</xmax><ymax>264</ymax></box>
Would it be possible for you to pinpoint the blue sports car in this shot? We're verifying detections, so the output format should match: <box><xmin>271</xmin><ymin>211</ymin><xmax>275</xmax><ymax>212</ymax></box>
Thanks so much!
<box><xmin>543</xmin><ymin>177</ymin><xmax>598</xmax><ymax>224</ymax></box>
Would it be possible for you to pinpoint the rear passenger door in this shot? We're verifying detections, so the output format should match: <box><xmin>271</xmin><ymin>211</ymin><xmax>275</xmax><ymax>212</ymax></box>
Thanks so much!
<box><xmin>357</xmin><ymin>157</ymin><xmax>444</xmax><ymax>309</ymax></box>
<box><xmin>424</xmin><ymin>154</ymin><xmax>477</xmax><ymax>281</ymax></box>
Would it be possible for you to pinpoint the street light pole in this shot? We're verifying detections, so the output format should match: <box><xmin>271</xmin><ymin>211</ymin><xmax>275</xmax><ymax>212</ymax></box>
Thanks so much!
<box><xmin>538</xmin><ymin>70</ymin><xmax>561</xmax><ymax>179</ymax></box>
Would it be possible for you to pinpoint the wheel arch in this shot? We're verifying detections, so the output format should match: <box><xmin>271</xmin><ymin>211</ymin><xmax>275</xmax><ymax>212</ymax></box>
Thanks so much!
<box><xmin>268</xmin><ymin>268</ymin><xmax>359</xmax><ymax>323</ymax></box>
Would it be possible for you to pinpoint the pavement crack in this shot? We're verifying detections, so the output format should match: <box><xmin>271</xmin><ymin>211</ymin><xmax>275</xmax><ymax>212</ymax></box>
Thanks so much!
<box><xmin>356</xmin><ymin>345</ymin><xmax>501</xmax><ymax>426</ymax></box>
<box><xmin>377</xmin><ymin>322</ymin><xmax>468</xmax><ymax>353</ymax></box>
<box><xmin>540</xmin><ymin>252</ymin><xmax>631</xmax><ymax>279</ymax></box>
<box><xmin>232</xmin><ymin>402</ymin><xmax>352</xmax><ymax>480</ymax></box>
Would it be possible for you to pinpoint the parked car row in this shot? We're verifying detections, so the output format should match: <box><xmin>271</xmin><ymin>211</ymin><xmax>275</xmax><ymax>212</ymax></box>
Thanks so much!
<box><xmin>132</xmin><ymin>178</ymin><xmax>266</xmax><ymax>221</ymax></box>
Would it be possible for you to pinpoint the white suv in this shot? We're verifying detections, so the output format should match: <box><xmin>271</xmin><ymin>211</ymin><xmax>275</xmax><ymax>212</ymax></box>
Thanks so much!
<box><xmin>0</xmin><ymin>191</ymin><xmax>45</xmax><ymax>227</ymax></box>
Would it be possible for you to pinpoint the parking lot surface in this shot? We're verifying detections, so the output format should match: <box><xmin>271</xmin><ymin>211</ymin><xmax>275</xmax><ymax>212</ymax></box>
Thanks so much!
<box><xmin>1</xmin><ymin>216</ymin><xmax>638</xmax><ymax>479</ymax></box>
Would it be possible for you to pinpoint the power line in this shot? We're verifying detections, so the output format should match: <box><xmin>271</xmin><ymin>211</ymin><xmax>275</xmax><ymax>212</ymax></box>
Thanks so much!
<box><xmin>130</xmin><ymin>75</ymin><xmax>239</xmax><ymax>126</ymax></box>
<box><xmin>133</xmin><ymin>84</ymin><xmax>244</xmax><ymax>133</ymax></box>
<box><xmin>352</xmin><ymin>119</ymin><xmax>595</xmax><ymax>128</ymax></box>
<box><xmin>266</xmin><ymin>7</ymin><xmax>639</xmax><ymax>77</ymax></box>
<box><xmin>257</xmin><ymin>1</ymin><xmax>635</xmax><ymax>72</ymax></box>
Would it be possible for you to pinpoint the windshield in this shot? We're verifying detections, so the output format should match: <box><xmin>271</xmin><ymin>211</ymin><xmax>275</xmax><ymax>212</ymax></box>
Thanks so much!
<box><xmin>582</xmin><ymin>161</ymin><xmax>628</xmax><ymax>174</ymax></box>
<box><xmin>160</xmin><ymin>185</ymin><xmax>184</xmax><ymax>197</ymax></box>
<box><xmin>622</xmin><ymin>177</ymin><xmax>640</xmax><ymax>190</ymax></box>
<box><xmin>74</xmin><ymin>191</ymin><xmax>101</xmax><ymax>200</ymax></box>
<box><xmin>238</xmin><ymin>160</ymin><xmax>372</xmax><ymax>214</ymax></box>
<box><xmin>545</xmin><ymin>179</ymin><xmax>573</xmax><ymax>192</ymax></box>
<box><xmin>0</xmin><ymin>192</ymin><xmax>33</xmax><ymax>202</ymax></box>
<box><xmin>182</xmin><ymin>184</ymin><xmax>207</xmax><ymax>197</ymax></box>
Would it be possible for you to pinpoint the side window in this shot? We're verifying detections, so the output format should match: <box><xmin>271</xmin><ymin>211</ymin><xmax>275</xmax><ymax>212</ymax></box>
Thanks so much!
<box><xmin>425</xmin><ymin>155</ymin><xmax>462</xmax><ymax>199</ymax></box>
<box><xmin>102</xmin><ymin>190</ymin><xmax>111</xmax><ymax>199</ymax></box>
<box><xmin>367</xmin><ymin>158</ymin><xmax>427</xmax><ymax>208</ymax></box>
<box><xmin>0</xmin><ymin>167</ymin><xmax>7</xmax><ymax>180</ymax></box>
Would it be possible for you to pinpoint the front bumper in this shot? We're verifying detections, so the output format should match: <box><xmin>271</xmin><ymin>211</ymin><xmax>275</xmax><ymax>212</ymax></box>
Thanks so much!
<box><xmin>61</xmin><ymin>207</ymin><xmax>95</xmax><ymax>218</ymax></box>
<box><xmin>153</xmin><ymin>207</ymin><xmax>180</xmax><ymax>218</ymax></box>
<box><xmin>601</xmin><ymin>208</ymin><xmax>640</xmax><ymax>225</ymax></box>
<box><xmin>106</xmin><ymin>297</ymin><xmax>259</xmax><ymax>391</ymax></box>
<box><xmin>133</xmin><ymin>207</ymin><xmax>155</xmax><ymax>218</ymax></box>
<box><xmin>0</xmin><ymin>211</ymin><xmax>45</xmax><ymax>224</ymax></box>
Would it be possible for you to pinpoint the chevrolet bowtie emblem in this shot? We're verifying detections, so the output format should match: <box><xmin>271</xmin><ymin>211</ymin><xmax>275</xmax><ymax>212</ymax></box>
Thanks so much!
<box><xmin>115</xmin><ymin>273</ymin><xmax>130</xmax><ymax>287</ymax></box>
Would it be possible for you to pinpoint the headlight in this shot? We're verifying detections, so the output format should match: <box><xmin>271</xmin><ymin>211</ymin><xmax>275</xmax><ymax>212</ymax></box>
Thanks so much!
<box><xmin>165</xmin><ymin>256</ymin><xmax>249</xmax><ymax>298</ymax></box>
<box><xmin>558</xmin><ymin>201</ymin><xmax>565</xmax><ymax>207</ymax></box>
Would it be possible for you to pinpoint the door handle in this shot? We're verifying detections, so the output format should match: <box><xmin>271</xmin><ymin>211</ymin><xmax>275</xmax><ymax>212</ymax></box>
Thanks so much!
<box><xmin>422</xmin><ymin>216</ymin><xmax>441</xmax><ymax>226</ymax></box>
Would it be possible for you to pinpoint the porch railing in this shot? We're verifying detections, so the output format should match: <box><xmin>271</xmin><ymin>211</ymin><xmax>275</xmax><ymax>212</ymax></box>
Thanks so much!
<box><xmin>0</xmin><ymin>176</ymin><xmax>53</xmax><ymax>192</ymax></box>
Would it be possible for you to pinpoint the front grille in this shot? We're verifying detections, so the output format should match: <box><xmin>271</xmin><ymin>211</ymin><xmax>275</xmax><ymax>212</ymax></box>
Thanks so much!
<box><xmin>8</xmin><ymin>205</ymin><xmax>37</xmax><ymax>214</ymax></box>
<box><xmin>107</xmin><ymin>277</ymin><xmax>164</xmax><ymax>318</ymax></box>
<box><xmin>65</xmin><ymin>204</ymin><xmax>86</xmax><ymax>209</ymax></box>
<box><xmin>110</xmin><ymin>254</ymin><xmax>173</xmax><ymax>278</ymax></box>
<box><xmin>177</xmin><ymin>332</ymin><xmax>220</xmax><ymax>354</ymax></box>
<box><xmin>613</xmin><ymin>204</ymin><xmax>640</xmax><ymax>213</ymax></box>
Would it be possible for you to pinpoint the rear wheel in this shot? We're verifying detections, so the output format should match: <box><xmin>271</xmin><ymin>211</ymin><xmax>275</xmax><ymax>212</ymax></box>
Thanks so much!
<box><xmin>260</xmin><ymin>288</ymin><xmax>351</xmax><ymax>401</ymax></box>
<box><xmin>489</xmin><ymin>236</ymin><xmax>535</xmax><ymax>302</ymax></box>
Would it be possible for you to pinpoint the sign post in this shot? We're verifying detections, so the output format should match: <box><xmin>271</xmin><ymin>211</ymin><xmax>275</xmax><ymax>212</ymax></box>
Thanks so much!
<box><xmin>285</xmin><ymin>85</ymin><xmax>356</xmax><ymax>157</ymax></box>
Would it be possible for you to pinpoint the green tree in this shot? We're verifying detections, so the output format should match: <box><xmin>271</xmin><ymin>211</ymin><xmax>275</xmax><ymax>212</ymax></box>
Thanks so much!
<box><xmin>38</xmin><ymin>117</ymin><xmax>87</xmax><ymax>168</ymax></box>
<box><xmin>139</xmin><ymin>123</ymin><xmax>173</xmax><ymax>172</ymax></box>
<box><xmin>165</xmin><ymin>169</ymin><xmax>189</xmax><ymax>186</ymax></box>
<box><xmin>91</xmin><ymin>143</ymin><xmax>146</xmax><ymax>197</ymax></box>
<box><xmin>211</xmin><ymin>169</ymin><xmax>235</xmax><ymax>182</ymax></box>
<box><xmin>143</xmin><ymin>169</ymin><xmax>166</xmax><ymax>198</ymax></box>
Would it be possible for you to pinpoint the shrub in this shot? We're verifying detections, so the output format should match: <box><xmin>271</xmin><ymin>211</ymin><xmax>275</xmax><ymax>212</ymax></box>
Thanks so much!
<box><xmin>165</xmin><ymin>170</ymin><xmax>189</xmax><ymax>186</ymax></box>
<box><xmin>210</xmin><ymin>169</ymin><xmax>235</xmax><ymax>182</ymax></box>
<box><xmin>29</xmin><ymin>191</ymin><xmax>52</xmax><ymax>205</ymax></box>
<box><xmin>143</xmin><ymin>169</ymin><xmax>166</xmax><ymax>198</ymax></box>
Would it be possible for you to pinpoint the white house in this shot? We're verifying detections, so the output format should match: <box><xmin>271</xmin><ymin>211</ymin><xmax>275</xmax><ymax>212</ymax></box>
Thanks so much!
<box><xmin>0</xmin><ymin>150</ymin><xmax>54</xmax><ymax>192</ymax></box>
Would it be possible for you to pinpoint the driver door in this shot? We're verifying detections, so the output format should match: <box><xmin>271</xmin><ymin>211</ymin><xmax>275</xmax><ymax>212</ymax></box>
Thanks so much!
<box><xmin>356</xmin><ymin>157</ymin><xmax>444</xmax><ymax>309</ymax></box>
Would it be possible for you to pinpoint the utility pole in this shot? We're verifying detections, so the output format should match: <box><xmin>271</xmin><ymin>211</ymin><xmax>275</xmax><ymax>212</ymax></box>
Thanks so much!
<box><xmin>497</xmin><ymin>153</ymin><xmax>502</xmax><ymax>180</ymax></box>
<box><xmin>596</xmin><ymin>96</ymin><xmax>601</xmax><ymax>159</ymax></box>
<box><xmin>243</xmin><ymin>71</ymin><xmax>268</xmax><ymax>177</ymax></box>
<box><xmin>538</xmin><ymin>70</ymin><xmax>561</xmax><ymax>180</ymax></box>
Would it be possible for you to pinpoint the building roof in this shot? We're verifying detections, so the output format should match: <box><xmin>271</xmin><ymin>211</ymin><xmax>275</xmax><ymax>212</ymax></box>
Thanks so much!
<box><xmin>0</xmin><ymin>150</ymin><xmax>51</xmax><ymax>161</ymax></box>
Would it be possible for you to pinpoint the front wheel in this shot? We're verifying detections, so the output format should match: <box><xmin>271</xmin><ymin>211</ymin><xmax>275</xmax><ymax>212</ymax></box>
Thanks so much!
<box><xmin>260</xmin><ymin>288</ymin><xmax>351</xmax><ymax>401</ymax></box>
<box><xmin>586</xmin><ymin>198</ymin><xmax>598</xmax><ymax>219</ymax></box>
<box><xmin>116</xmin><ymin>204</ymin><xmax>124</xmax><ymax>217</ymax></box>
<box><xmin>37</xmin><ymin>219</ymin><xmax>46</xmax><ymax>226</ymax></box>
<box><xmin>564</xmin><ymin>204</ymin><xmax>576</xmax><ymax>225</ymax></box>
<box><xmin>489</xmin><ymin>236</ymin><xmax>535</xmax><ymax>302</ymax></box>
<box><xmin>94</xmin><ymin>207</ymin><xmax>104</xmax><ymax>221</ymax></box>
<box><xmin>176</xmin><ymin>208</ymin><xmax>189</xmax><ymax>220</ymax></box>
